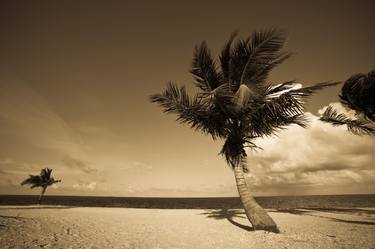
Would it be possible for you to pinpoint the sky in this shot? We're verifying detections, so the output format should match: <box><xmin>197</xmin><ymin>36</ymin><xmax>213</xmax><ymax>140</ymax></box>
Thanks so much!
<box><xmin>0</xmin><ymin>0</ymin><xmax>374</xmax><ymax>197</ymax></box>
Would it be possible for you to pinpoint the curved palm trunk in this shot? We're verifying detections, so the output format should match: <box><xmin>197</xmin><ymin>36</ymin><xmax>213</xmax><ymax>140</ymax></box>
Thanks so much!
<box><xmin>38</xmin><ymin>186</ymin><xmax>47</xmax><ymax>205</ymax></box>
<box><xmin>234</xmin><ymin>160</ymin><xmax>279</xmax><ymax>233</ymax></box>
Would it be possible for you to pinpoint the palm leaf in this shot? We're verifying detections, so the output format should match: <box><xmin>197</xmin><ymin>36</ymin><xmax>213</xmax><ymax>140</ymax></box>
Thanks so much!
<box><xmin>242</xmin><ymin>51</ymin><xmax>292</xmax><ymax>87</ymax></box>
<box><xmin>221</xmin><ymin>28</ymin><xmax>291</xmax><ymax>98</ymax></box>
<box><xmin>190</xmin><ymin>41</ymin><xmax>223</xmax><ymax>92</ymax></box>
<box><xmin>246</xmin><ymin>101</ymin><xmax>307</xmax><ymax>138</ymax></box>
<box><xmin>219</xmin><ymin>31</ymin><xmax>238</xmax><ymax>83</ymax></box>
<box><xmin>266</xmin><ymin>80</ymin><xmax>297</xmax><ymax>96</ymax></box>
<box><xmin>340</xmin><ymin>70</ymin><xmax>375</xmax><ymax>121</ymax></box>
<box><xmin>239</xmin><ymin>29</ymin><xmax>289</xmax><ymax>86</ymax></box>
<box><xmin>289</xmin><ymin>81</ymin><xmax>341</xmax><ymax>98</ymax></box>
<box><xmin>220</xmin><ymin>131</ymin><xmax>247</xmax><ymax>169</ymax></box>
<box><xmin>320</xmin><ymin>106</ymin><xmax>375</xmax><ymax>136</ymax></box>
<box><xmin>150</xmin><ymin>83</ymin><xmax>228</xmax><ymax>139</ymax></box>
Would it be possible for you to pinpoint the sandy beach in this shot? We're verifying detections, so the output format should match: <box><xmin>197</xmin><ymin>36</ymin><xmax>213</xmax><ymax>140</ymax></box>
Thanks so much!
<box><xmin>0</xmin><ymin>206</ymin><xmax>374</xmax><ymax>249</ymax></box>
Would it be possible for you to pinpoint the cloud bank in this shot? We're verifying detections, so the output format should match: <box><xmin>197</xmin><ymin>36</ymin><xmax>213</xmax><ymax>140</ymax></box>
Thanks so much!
<box><xmin>245</xmin><ymin>103</ymin><xmax>375</xmax><ymax>195</ymax></box>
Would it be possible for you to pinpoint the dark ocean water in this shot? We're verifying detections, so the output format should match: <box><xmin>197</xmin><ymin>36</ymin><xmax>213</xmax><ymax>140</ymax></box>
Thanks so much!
<box><xmin>1</xmin><ymin>195</ymin><xmax>375</xmax><ymax>209</ymax></box>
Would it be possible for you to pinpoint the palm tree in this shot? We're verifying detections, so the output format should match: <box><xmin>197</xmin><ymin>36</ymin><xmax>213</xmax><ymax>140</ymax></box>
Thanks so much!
<box><xmin>320</xmin><ymin>70</ymin><xmax>375</xmax><ymax>135</ymax></box>
<box><xmin>150</xmin><ymin>29</ymin><xmax>338</xmax><ymax>232</ymax></box>
<box><xmin>21</xmin><ymin>168</ymin><xmax>61</xmax><ymax>204</ymax></box>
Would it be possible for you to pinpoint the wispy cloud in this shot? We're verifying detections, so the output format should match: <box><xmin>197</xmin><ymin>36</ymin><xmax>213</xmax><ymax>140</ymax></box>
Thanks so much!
<box><xmin>0</xmin><ymin>74</ymin><xmax>81</xmax><ymax>148</ymax></box>
<box><xmin>62</xmin><ymin>155</ymin><xmax>97</xmax><ymax>174</ymax></box>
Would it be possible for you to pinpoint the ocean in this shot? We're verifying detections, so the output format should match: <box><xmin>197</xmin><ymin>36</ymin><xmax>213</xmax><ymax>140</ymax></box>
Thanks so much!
<box><xmin>1</xmin><ymin>194</ymin><xmax>375</xmax><ymax>209</ymax></box>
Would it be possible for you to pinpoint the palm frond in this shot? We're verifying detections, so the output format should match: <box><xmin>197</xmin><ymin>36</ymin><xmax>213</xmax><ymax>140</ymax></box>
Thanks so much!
<box><xmin>239</xmin><ymin>91</ymin><xmax>309</xmax><ymax>138</ymax></box>
<box><xmin>320</xmin><ymin>106</ymin><xmax>375</xmax><ymax>136</ymax></box>
<box><xmin>150</xmin><ymin>83</ymin><xmax>228</xmax><ymax>139</ymax></box>
<box><xmin>228</xmin><ymin>38</ymin><xmax>252</xmax><ymax>91</ymax></box>
<box><xmin>220</xmin><ymin>132</ymin><xmax>262</xmax><ymax>173</ymax></box>
<box><xmin>238</xmin><ymin>29</ymin><xmax>290</xmax><ymax>87</ymax></box>
<box><xmin>244</xmin><ymin>51</ymin><xmax>292</xmax><ymax>86</ymax></box>
<box><xmin>150</xmin><ymin>82</ymin><xmax>191</xmax><ymax>113</ymax></box>
<box><xmin>219</xmin><ymin>31</ymin><xmax>238</xmax><ymax>83</ymax></box>
<box><xmin>250</xmin><ymin>108</ymin><xmax>307</xmax><ymax>137</ymax></box>
<box><xmin>340</xmin><ymin>70</ymin><xmax>375</xmax><ymax>121</ymax></box>
<box><xmin>246</xmin><ymin>81</ymin><xmax>341</xmax><ymax>136</ymax></box>
<box><xmin>21</xmin><ymin>175</ymin><xmax>38</xmax><ymax>185</ymax></box>
<box><xmin>40</xmin><ymin>168</ymin><xmax>52</xmax><ymax>182</ymax></box>
<box><xmin>198</xmin><ymin>83</ymin><xmax>235</xmax><ymax>108</ymax></box>
<box><xmin>21</xmin><ymin>175</ymin><xmax>43</xmax><ymax>188</ymax></box>
<box><xmin>340</xmin><ymin>73</ymin><xmax>365</xmax><ymax>111</ymax></box>
<box><xmin>266</xmin><ymin>80</ymin><xmax>297</xmax><ymax>96</ymax></box>
<box><xmin>220</xmin><ymin>131</ymin><xmax>247</xmax><ymax>170</ymax></box>
<box><xmin>289</xmin><ymin>81</ymin><xmax>341</xmax><ymax>98</ymax></box>
<box><xmin>190</xmin><ymin>41</ymin><xmax>223</xmax><ymax>92</ymax></box>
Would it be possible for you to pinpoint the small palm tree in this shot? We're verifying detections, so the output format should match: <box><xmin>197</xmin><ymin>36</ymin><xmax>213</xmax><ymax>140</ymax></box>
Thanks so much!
<box><xmin>21</xmin><ymin>168</ymin><xmax>61</xmax><ymax>204</ymax></box>
<box><xmin>150</xmin><ymin>29</ymin><xmax>338</xmax><ymax>232</ymax></box>
<box><xmin>321</xmin><ymin>70</ymin><xmax>375</xmax><ymax>135</ymax></box>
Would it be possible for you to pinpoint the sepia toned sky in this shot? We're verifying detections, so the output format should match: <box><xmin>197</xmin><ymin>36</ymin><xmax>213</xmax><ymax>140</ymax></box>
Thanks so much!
<box><xmin>0</xmin><ymin>0</ymin><xmax>374</xmax><ymax>197</ymax></box>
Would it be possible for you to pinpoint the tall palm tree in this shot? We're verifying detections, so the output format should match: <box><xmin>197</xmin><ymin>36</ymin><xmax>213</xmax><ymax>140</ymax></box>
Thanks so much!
<box><xmin>150</xmin><ymin>29</ymin><xmax>338</xmax><ymax>232</ymax></box>
<box><xmin>320</xmin><ymin>70</ymin><xmax>375</xmax><ymax>135</ymax></box>
<box><xmin>21</xmin><ymin>168</ymin><xmax>61</xmax><ymax>204</ymax></box>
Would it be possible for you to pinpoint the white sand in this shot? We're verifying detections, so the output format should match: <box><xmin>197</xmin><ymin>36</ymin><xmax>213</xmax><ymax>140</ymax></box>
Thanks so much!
<box><xmin>0</xmin><ymin>206</ymin><xmax>374</xmax><ymax>249</ymax></box>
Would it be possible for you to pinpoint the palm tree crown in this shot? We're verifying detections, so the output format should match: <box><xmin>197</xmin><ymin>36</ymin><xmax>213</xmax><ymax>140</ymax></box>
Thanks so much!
<box><xmin>340</xmin><ymin>70</ymin><xmax>375</xmax><ymax>122</ymax></box>
<box><xmin>151</xmin><ymin>29</ymin><xmax>338</xmax><ymax>170</ymax></box>
<box><xmin>321</xmin><ymin>70</ymin><xmax>375</xmax><ymax>135</ymax></box>
<box><xmin>21</xmin><ymin>168</ymin><xmax>61</xmax><ymax>189</ymax></box>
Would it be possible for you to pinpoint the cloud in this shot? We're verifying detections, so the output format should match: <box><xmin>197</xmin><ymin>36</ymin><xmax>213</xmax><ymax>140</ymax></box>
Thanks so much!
<box><xmin>51</xmin><ymin>184</ymin><xmax>59</xmax><ymax>189</ymax></box>
<box><xmin>0</xmin><ymin>159</ymin><xmax>16</xmax><ymax>164</ymax></box>
<box><xmin>132</xmin><ymin>161</ymin><xmax>153</xmax><ymax>170</ymax></box>
<box><xmin>245</xmin><ymin>103</ymin><xmax>375</xmax><ymax>195</ymax></box>
<box><xmin>0</xmin><ymin>158</ymin><xmax>41</xmax><ymax>175</ymax></box>
<box><xmin>62</xmin><ymin>155</ymin><xmax>97</xmax><ymax>174</ymax></box>
<box><xmin>73</xmin><ymin>181</ymin><xmax>97</xmax><ymax>191</ymax></box>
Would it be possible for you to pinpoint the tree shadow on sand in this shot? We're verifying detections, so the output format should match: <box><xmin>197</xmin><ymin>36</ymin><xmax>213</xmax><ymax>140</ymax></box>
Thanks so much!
<box><xmin>274</xmin><ymin>209</ymin><xmax>375</xmax><ymax>226</ymax></box>
<box><xmin>199</xmin><ymin>209</ymin><xmax>253</xmax><ymax>231</ymax></box>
